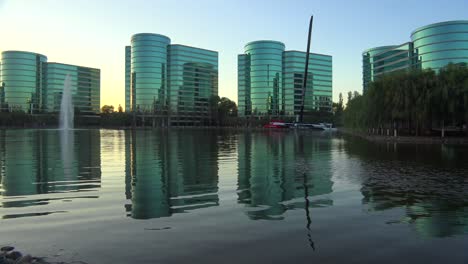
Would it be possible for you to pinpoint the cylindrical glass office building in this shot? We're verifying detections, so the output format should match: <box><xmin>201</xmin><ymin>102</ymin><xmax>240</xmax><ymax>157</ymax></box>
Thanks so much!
<box><xmin>411</xmin><ymin>21</ymin><xmax>468</xmax><ymax>70</ymax></box>
<box><xmin>362</xmin><ymin>46</ymin><xmax>397</xmax><ymax>92</ymax></box>
<box><xmin>362</xmin><ymin>20</ymin><xmax>468</xmax><ymax>92</ymax></box>
<box><xmin>130</xmin><ymin>33</ymin><xmax>171</xmax><ymax>113</ymax></box>
<box><xmin>244</xmin><ymin>41</ymin><xmax>285</xmax><ymax>116</ymax></box>
<box><xmin>0</xmin><ymin>51</ymin><xmax>47</xmax><ymax>112</ymax></box>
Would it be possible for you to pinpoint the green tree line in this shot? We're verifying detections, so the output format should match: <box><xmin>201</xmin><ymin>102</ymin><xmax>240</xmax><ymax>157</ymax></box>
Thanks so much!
<box><xmin>100</xmin><ymin>96</ymin><xmax>239</xmax><ymax>127</ymax></box>
<box><xmin>343</xmin><ymin>63</ymin><xmax>468</xmax><ymax>137</ymax></box>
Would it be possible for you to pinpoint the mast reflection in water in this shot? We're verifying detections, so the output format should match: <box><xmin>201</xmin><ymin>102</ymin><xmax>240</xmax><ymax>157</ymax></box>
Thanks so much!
<box><xmin>0</xmin><ymin>128</ymin><xmax>467</xmax><ymax>257</ymax></box>
<box><xmin>237</xmin><ymin>131</ymin><xmax>334</xmax><ymax>220</ymax></box>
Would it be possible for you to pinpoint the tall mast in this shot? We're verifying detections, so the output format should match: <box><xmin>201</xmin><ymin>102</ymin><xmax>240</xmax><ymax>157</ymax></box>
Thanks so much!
<box><xmin>299</xmin><ymin>16</ymin><xmax>313</xmax><ymax>123</ymax></box>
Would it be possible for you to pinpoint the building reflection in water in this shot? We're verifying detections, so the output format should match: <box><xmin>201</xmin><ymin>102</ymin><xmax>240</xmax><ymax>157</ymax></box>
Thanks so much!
<box><xmin>125</xmin><ymin>130</ymin><xmax>219</xmax><ymax>219</ymax></box>
<box><xmin>345</xmin><ymin>138</ymin><xmax>468</xmax><ymax>238</ymax></box>
<box><xmin>0</xmin><ymin>129</ymin><xmax>101</xmax><ymax>208</ymax></box>
<box><xmin>237</xmin><ymin>131</ymin><xmax>334</xmax><ymax>220</ymax></box>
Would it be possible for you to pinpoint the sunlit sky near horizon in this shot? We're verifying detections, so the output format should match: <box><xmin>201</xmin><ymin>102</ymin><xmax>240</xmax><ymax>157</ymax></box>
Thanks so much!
<box><xmin>1</xmin><ymin>0</ymin><xmax>467</xmax><ymax>107</ymax></box>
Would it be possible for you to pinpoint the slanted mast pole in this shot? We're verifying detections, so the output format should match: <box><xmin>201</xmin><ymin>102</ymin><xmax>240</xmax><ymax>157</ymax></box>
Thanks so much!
<box><xmin>299</xmin><ymin>15</ymin><xmax>313</xmax><ymax>123</ymax></box>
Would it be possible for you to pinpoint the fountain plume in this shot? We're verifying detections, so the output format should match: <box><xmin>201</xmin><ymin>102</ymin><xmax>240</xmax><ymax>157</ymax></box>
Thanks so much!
<box><xmin>59</xmin><ymin>74</ymin><xmax>74</xmax><ymax>130</ymax></box>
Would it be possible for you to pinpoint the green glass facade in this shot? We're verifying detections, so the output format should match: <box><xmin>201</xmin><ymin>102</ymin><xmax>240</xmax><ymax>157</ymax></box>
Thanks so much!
<box><xmin>283</xmin><ymin>51</ymin><xmax>333</xmax><ymax>115</ymax></box>
<box><xmin>130</xmin><ymin>33</ymin><xmax>170</xmax><ymax>113</ymax></box>
<box><xmin>362</xmin><ymin>44</ymin><xmax>413</xmax><ymax>92</ymax></box>
<box><xmin>363</xmin><ymin>20</ymin><xmax>468</xmax><ymax>93</ymax></box>
<box><xmin>238</xmin><ymin>41</ymin><xmax>332</xmax><ymax>118</ymax></box>
<box><xmin>168</xmin><ymin>45</ymin><xmax>218</xmax><ymax>125</ymax></box>
<box><xmin>0</xmin><ymin>51</ymin><xmax>47</xmax><ymax>112</ymax></box>
<box><xmin>238</xmin><ymin>54</ymin><xmax>251</xmax><ymax>115</ymax></box>
<box><xmin>0</xmin><ymin>50</ymin><xmax>100</xmax><ymax>114</ymax></box>
<box><xmin>127</xmin><ymin>33</ymin><xmax>218</xmax><ymax>125</ymax></box>
<box><xmin>125</xmin><ymin>46</ymin><xmax>131</xmax><ymax>112</ymax></box>
<box><xmin>243</xmin><ymin>41</ymin><xmax>284</xmax><ymax>116</ymax></box>
<box><xmin>412</xmin><ymin>21</ymin><xmax>468</xmax><ymax>70</ymax></box>
<box><xmin>44</xmin><ymin>63</ymin><xmax>100</xmax><ymax>115</ymax></box>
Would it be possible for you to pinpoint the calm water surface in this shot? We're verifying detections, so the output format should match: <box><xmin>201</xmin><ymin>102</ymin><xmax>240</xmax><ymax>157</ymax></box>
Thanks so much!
<box><xmin>0</xmin><ymin>129</ymin><xmax>467</xmax><ymax>264</ymax></box>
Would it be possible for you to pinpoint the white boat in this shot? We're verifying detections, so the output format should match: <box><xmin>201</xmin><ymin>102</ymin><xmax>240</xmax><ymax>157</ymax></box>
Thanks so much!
<box><xmin>292</xmin><ymin>122</ymin><xmax>337</xmax><ymax>131</ymax></box>
<box><xmin>321</xmin><ymin>123</ymin><xmax>338</xmax><ymax>132</ymax></box>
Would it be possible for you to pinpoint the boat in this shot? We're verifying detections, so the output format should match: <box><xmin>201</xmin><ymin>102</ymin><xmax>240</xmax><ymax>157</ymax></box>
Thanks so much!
<box><xmin>321</xmin><ymin>123</ymin><xmax>338</xmax><ymax>132</ymax></box>
<box><xmin>263</xmin><ymin>120</ymin><xmax>289</xmax><ymax>129</ymax></box>
<box><xmin>263</xmin><ymin>120</ymin><xmax>337</xmax><ymax>131</ymax></box>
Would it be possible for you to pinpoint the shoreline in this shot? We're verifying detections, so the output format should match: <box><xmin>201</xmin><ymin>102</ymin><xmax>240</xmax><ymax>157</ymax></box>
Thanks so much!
<box><xmin>0</xmin><ymin>125</ymin><xmax>307</xmax><ymax>131</ymax></box>
<box><xmin>3</xmin><ymin>126</ymin><xmax>468</xmax><ymax>145</ymax></box>
<box><xmin>339</xmin><ymin>128</ymin><xmax>468</xmax><ymax>145</ymax></box>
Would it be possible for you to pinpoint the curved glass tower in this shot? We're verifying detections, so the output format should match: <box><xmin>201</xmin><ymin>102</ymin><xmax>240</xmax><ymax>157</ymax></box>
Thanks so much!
<box><xmin>238</xmin><ymin>40</ymin><xmax>332</xmax><ymax>117</ymax></box>
<box><xmin>363</xmin><ymin>20</ymin><xmax>468</xmax><ymax>92</ymax></box>
<box><xmin>244</xmin><ymin>41</ymin><xmax>285</xmax><ymax>116</ymax></box>
<box><xmin>130</xmin><ymin>33</ymin><xmax>171</xmax><ymax>113</ymax></box>
<box><xmin>362</xmin><ymin>44</ymin><xmax>412</xmax><ymax>92</ymax></box>
<box><xmin>0</xmin><ymin>50</ymin><xmax>100</xmax><ymax>114</ymax></box>
<box><xmin>0</xmin><ymin>51</ymin><xmax>47</xmax><ymax>112</ymax></box>
<box><xmin>411</xmin><ymin>21</ymin><xmax>468</xmax><ymax>70</ymax></box>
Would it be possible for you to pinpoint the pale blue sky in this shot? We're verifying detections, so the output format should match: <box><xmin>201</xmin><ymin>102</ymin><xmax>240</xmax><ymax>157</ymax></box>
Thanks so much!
<box><xmin>0</xmin><ymin>0</ymin><xmax>467</xmax><ymax>106</ymax></box>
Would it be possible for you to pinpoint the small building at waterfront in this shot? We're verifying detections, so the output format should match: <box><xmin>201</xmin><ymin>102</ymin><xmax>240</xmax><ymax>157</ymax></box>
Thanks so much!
<box><xmin>125</xmin><ymin>33</ymin><xmax>218</xmax><ymax>126</ymax></box>
<box><xmin>363</xmin><ymin>20</ymin><xmax>468</xmax><ymax>93</ymax></box>
<box><xmin>237</xmin><ymin>40</ymin><xmax>332</xmax><ymax>119</ymax></box>
<box><xmin>0</xmin><ymin>50</ymin><xmax>100</xmax><ymax>114</ymax></box>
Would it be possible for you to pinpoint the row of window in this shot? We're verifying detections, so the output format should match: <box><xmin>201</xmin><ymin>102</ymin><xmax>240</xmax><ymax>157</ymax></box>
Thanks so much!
<box><xmin>240</xmin><ymin>67</ymin><xmax>332</xmax><ymax>74</ymax></box>
<box><xmin>0</xmin><ymin>64</ymin><xmax>42</xmax><ymax>71</ymax></box>
<box><xmin>134</xmin><ymin>78</ymin><xmax>218</xmax><ymax>88</ymax></box>
<box><xmin>239</xmin><ymin>91</ymin><xmax>332</xmax><ymax>97</ymax></box>
<box><xmin>130</xmin><ymin>40</ymin><xmax>170</xmax><ymax>47</ymax></box>
<box><xmin>239</xmin><ymin>53</ymin><xmax>332</xmax><ymax>64</ymax></box>
<box><xmin>168</xmin><ymin>48</ymin><xmax>218</xmax><ymax>58</ymax></box>
<box><xmin>411</xmin><ymin>23</ymin><xmax>468</xmax><ymax>40</ymax></box>
<box><xmin>284</xmin><ymin>53</ymin><xmax>332</xmax><ymax>62</ymax></box>
<box><xmin>245</xmin><ymin>43</ymin><xmax>285</xmax><ymax>51</ymax></box>
<box><xmin>240</xmin><ymin>72</ymin><xmax>332</xmax><ymax>80</ymax></box>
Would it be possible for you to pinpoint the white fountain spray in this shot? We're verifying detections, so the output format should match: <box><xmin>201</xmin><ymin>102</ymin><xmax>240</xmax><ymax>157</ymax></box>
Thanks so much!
<box><xmin>59</xmin><ymin>74</ymin><xmax>75</xmax><ymax>181</ymax></box>
<box><xmin>59</xmin><ymin>74</ymin><xmax>74</xmax><ymax>130</ymax></box>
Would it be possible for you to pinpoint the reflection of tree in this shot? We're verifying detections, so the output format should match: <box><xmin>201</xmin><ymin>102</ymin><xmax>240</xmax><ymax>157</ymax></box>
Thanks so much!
<box><xmin>345</xmin><ymin>137</ymin><xmax>468</xmax><ymax>238</ymax></box>
<box><xmin>237</xmin><ymin>132</ymin><xmax>334</xmax><ymax>221</ymax></box>
<box><xmin>125</xmin><ymin>130</ymin><xmax>219</xmax><ymax>219</ymax></box>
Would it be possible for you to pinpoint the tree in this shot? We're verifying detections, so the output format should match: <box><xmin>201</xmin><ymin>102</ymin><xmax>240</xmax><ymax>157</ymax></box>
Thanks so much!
<box><xmin>338</xmin><ymin>93</ymin><xmax>344</xmax><ymax>109</ymax></box>
<box><xmin>343</xmin><ymin>63</ymin><xmax>468</xmax><ymax>137</ymax></box>
<box><xmin>101</xmin><ymin>105</ymin><xmax>114</xmax><ymax>114</ymax></box>
<box><xmin>347</xmin><ymin>91</ymin><xmax>353</xmax><ymax>107</ymax></box>
<box><xmin>332</xmin><ymin>93</ymin><xmax>344</xmax><ymax>126</ymax></box>
<box><xmin>218</xmin><ymin>97</ymin><xmax>238</xmax><ymax>117</ymax></box>
<box><xmin>210</xmin><ymin>96</ymin><xmax>238</xmax><ymax>126</ymax></box>
<box><xmin>118</xmin><ymin>104</ymin><xmax>123</xmax><ymax>113</ymax></box>
<box><xmin>353</xmin><ymin>91</ymin><xmax>360</xmax><ymax>99</ymax></box>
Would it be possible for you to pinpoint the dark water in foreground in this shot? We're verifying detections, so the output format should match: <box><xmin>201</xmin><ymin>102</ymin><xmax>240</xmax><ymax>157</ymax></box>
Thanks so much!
<box><xmin>0</xmin><ymin>129</ymin><xmax>467</xmax><ymax>264</ymax></box>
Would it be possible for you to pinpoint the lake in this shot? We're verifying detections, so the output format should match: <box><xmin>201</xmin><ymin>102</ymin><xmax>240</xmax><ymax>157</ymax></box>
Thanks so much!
<box><xmin>1</xmin><ymin>129</ymin><xmax>467</xmax><ymax>264</ymax></box>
